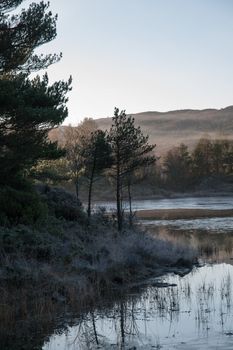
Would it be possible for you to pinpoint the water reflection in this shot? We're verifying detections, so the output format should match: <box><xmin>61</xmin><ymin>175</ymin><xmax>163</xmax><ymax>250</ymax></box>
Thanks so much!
<box><xmin>139</xmin><ymin>220</ymin><xmax>233</xmax><ymax>268</ymax></box>
<box><xmin>2</xmin><ymin>210</ymin><xmax>233</xmax><ymax>349</ymax></box>
<box><xmin>44</xmin><ymin>265</ymin><xmax>233</xmax><ymax>350</ymax></box>
<box><xmin>43</xmin><ymin>220</ymin><xmax>233</xmax><ymax>349</ymax></box>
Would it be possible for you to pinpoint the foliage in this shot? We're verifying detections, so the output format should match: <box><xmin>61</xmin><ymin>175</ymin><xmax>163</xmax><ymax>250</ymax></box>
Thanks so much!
<box><xmin>108</xmin><ymin>108</ymin><xmax>156</xmax><ymax>230</ymax></box>
<box><xmin>0</xmin><ymin>186</ymin><xmax>47</xmax><ymax>225</ymax></box>
<box><xmin>192</xmin><ymin>137</ymin><xmax>233</xmax><ymax>180</ymax></box>
<box><xmin>0</xmin><ymin>73</ymin><xmax>71</xmax><ymax>186</ymax></box>
<box><xmin>0</xmin><ymin>1</ymin><xmax>23</xmax><ymax>12</ymax></box>
<box><xmin>63</xmin><ymin>118</ymin><xmax>98</xmax><ymax>200</ymax></box>
<box><xmin>162</xmin><ymin>138</ymin><xmax>233</xmax><ymax>191</ymax></box>
<box><xmin>192</xmin><ymin>137</ymin><xmax>213</xmax><ymax>178</ymax></box>
<box><xmin>163</xmin><ymin>143</ymin><xmax>192</xmax><ymax>190</ymax></box>
<box><xmin>31</xmin><ymin>158</ymin><xmax>70</xmax><ymax>185</ymax></box>
<box><xmin>37</xmin><ymin>185</ymin><xmax>86</xmax><ymax>222</ymax></box>
<box><xmin>82</xmin><ymin>129</ymin><xmax>112</xmax><ymax>218</ymax></box>
<box><xmin>0</xmin><ymin>0</ymin><xmax>72</xmax><ymax>226</ymax></box>
<box><xmin>0</xmin><ymin>1</ymin><xmax>61</xmax><ymax>74</ymax></box>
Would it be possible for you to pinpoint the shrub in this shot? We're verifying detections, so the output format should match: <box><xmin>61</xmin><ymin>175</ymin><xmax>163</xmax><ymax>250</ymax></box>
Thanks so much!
<box><xmin>36</xmin><ymin>185</ymin><xmax>87</xmax><ymax>222</ymax></box>
<box><xmin>0</xmin><ymin>187</ymin><xmax>47</xmax><ymax>226</ymax></box>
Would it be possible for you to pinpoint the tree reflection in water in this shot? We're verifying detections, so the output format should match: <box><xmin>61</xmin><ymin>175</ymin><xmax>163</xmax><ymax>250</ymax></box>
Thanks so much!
<box><xmin>57</xmin><ymin>266</ymin><xmax>233</xmax><ymax>350</ymax></box>
<box><xmin>3</xmin><ymin>224</ymin><xmax>233</xmax><ymax>350</ymax></box>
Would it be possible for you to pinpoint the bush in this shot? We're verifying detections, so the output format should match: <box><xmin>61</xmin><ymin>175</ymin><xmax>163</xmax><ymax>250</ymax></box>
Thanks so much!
<box><xmin>36</xmin><ymin>185</ymin><xmax>87</xmax><ymax>222</ymax></box>
<box><xmin>0</xmin><ymin>187</ymin><xmax>47</xmax><ymax>226</ymax></box>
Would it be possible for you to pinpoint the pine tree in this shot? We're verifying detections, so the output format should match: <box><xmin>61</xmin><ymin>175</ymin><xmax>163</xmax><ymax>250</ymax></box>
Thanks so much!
<box><xmin>63</xmin><ymin>119</ymin><xmax>98</xmax><ymax>202</ymax></box>
<box><xmin>0</xmin><ymin>1</ymin><xmax>71</xmax><ymax>187</ymax></box>
<box><xmin>0</xmin><ymin>74</ymin><xmax>71</xmax><ymax>186</ymax></box>
<box><xmin>0</xmin><ymin>1</ymin><xmax>61</xmax><ymax>74</ymax></box>
<box><xmin>82</xmin><ymin>130</ymin><xmax>112</xmax><ymax>219</ymax></box>
<box><xmin>108</xmin><ymin>108</ymin><xmax>155</xmax><ymax>231</ymax></box>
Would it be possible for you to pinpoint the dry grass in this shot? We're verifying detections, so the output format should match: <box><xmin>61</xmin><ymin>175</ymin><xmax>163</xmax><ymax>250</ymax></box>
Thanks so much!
<box><xmin>136</xmin><ymin>208</ymin><xmax>233</xmax><ymax>220</ymax></box>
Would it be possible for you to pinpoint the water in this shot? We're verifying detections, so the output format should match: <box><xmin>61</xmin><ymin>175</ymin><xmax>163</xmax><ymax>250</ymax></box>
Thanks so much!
<box><xmin>94</xmin><ymin>196</ymin><xmax>233</xmax><ymax>211</ymax></box>
<box><xmin>144</xmin><ymin>217</ymin><xmax>233</xmax><ymax>233</ymax></box>
<box><xmin>43</xmin><ymin>197</ymin><xmax>233</xmax><ymax>350</ymax></box>
<box><xmin>44</xmin><ymin>265</ymin><xmax>233</xmax><ymax>350</ymax></box>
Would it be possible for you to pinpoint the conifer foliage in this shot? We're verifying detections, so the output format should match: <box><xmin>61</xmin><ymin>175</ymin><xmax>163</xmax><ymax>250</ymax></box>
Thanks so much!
<box><xmin>0</xmin><ymin>1</ymin><xmax>71</xmax><ymax>187</ymax></box>
<box><xmin>0</xmin><ymin>1</ymin><xmax>61</xmax><ymax>74</ymax></box>
<box><xmin>108</xmin><ymin>108</ymin><xmax>156</xmax><ymax>231</ymax></box>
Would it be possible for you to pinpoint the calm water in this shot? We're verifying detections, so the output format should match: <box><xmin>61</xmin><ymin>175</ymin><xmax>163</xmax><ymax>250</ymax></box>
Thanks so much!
<box><xmin>144</xmin><ymin>217</ymin><xmax>233</xmax><ymax>232</ymax></box>
<box><xmin>94</xmin><ymin>196</ymin><xmax>233</xmax><ymax>211</ymax></box>
<box><xmin>43</xmin><ymin>198</ymin><xmax>233</xmax><ymax>350</ymax></box>
<box><xmin>44</xmin><ymin>265</ymin><xmax>233</xmax><ymax>350</ymax></box>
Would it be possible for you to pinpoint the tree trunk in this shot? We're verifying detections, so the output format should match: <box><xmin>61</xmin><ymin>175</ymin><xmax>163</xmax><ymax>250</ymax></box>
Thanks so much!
<box><xmin>91</xmin><ymin>312</ymin><xmax>99</xmax><ymax>345</ymax></box>
<box><xmin>127</xmin><ymin>179</ymin><xmax>133</xmax><ymax>227</ymax></box>
<box><xmin>87</xmin><ymin>165</ymin><xmax>95</xmax><ymax>219</ymax></box>
<box><xmin>116</xmin><ymin>175</ymin><xmax>122</xmax><ymax>231</ymax></box>
<box><xmin>116</xmin><ymin>151</ymin><xmax>122</xmax><ymax>231</ymax></box>
<box><xmin>75</xmin><ymin>178</ymin><xmax>79</xmax><ymax>203</ymax></box>
<box><xmin>120</xmin><ymin>302</ymin><xmax>125</xmax><ymax>346</ymax></box>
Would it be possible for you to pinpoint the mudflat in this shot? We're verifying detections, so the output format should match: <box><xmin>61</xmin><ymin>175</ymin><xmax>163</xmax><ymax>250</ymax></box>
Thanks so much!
<box><xmin>136</xmin><ymin>208</ymin><xmax>233</xmax><ymax>220</ymax></box>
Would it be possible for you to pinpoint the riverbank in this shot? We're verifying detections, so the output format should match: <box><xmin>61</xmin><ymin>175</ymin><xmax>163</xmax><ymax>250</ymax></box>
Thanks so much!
<box><xmin>136</xmin><ymin>208</ymin><xmax>233</xmax><ymax>220</ymax></box>
<box><xmin>0</xmin><ymin>217</ymin><xmax>197</xmax><ymax>350</ymax></box>
<box><xmin>0</xmin><ymin>188</ymin><xmax>199</xmax><ymax>350</ymax></box>
<box><xmin>0</xmin><ymin>215</ymin><xmax>196</xmax><ymax>296</ymax></box>
<box><xmin>78</xmin><ymin>174</ymin><xmax>233</xmax><ymax>202</ymax></box>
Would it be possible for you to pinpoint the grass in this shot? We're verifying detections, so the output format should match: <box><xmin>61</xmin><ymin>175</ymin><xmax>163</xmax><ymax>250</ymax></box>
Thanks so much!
<box><xmin>136</xmin><ymin>208</ymin><xmax>233</xmax><ymax>220</ymax></box>
<box><xmin>0</xmin><ymin>186</ymin><xmax>197</xmax><ymax>349</ymax></box>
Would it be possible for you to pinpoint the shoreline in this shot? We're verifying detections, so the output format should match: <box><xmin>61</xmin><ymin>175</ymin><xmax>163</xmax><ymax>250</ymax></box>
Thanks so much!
<box><xmin>88</xmin><ymin>191</ymin><xmax>233</xmax><ymax>203</ymax></box>
<box><xmin>0</xmin><ymin>220</ymin><xmax>197</xmax><ymax>349</ymax></box>
<box><xmin>136</xmin><ymin>208</ymin><xmax>233</xmax><ymax>220</ymax></box>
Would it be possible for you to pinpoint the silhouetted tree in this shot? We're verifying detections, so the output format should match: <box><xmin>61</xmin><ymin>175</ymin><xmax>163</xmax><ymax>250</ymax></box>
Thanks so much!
<box><xmin>0</xmin><ymin>0</ymin><xmax>23</xmax><ymax>12</ymax></box>
<box><xmin>0</xmin><ymin>1</ymin><xmax>61</xmax><ymax>74</ymax></box>
<box><xmin>63</xmin><ymin>119</ymin><xmax>98</xmax><ymax>202</ymax></box>
<box><xmin>164</xmin><ymin>143</ymin><xmax>192</xmax><ymax>190</ymax></box>
<box><xmin>224</xmin><ymin>141</ymin><xmax>233</xmax><ymax>174</ymax></box>
<box><xmin>211</xmin><ymin>139</ymin><xmax>232</xmax><ymax>174</ymax></box>
<box><xmin>82</xmin><ymin>130</ymin><xmax>112</xmax><ymax>218</ymax></box>
<box><xmin>192</xmin><ymin>137</ymin><xmax>212</xmax><ymax>179</ymax></box>
<box><xmin>0</xmin><ymin>0</ymin><xmax>71</xmax><ymax>205</ymax></box>
<box><xmin>0</xmin><ymin>73</ymin><xmax>71</xmax><ymax>187</ymax></box>
<box><xmin>108</xmin><ymin>108</ymin><xmax>155</xmax><ymax>231</ymax></box>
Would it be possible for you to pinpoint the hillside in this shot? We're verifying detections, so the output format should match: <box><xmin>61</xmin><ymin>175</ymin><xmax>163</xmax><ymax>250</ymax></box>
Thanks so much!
<box><xmin>96</xmin><ymin>106</ymin><xmax>233</xmax><ymax>155</ymax></box>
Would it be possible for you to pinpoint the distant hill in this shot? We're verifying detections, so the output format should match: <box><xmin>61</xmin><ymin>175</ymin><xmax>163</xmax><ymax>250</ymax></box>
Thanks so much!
<box><xmin>96</xmin><ymin>106</ymin><xmax>233</xmax><ymax>155</ymax></box>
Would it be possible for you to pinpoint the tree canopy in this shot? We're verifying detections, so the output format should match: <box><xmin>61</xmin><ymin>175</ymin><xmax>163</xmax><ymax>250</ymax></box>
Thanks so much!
<box><xmin>0</xmin><ymin>1</ymin><xmax>61</xmax><ymax>74</ymax></box>
<box><xmin>108</xmin><ymin>108</ymin><xmax>156</xmax><ymax>230</ymax></box>
<box><xmin>0</xmin><ymin>1</ymin><xmax>71</xmax><ymax>188</ymax></box>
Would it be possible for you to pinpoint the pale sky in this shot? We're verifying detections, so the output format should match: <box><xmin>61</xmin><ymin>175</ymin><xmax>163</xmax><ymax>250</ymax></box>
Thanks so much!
<box><xmin>22</xmin><ymin>0</ymin><xmax>233</xmax><ymax>124</ymax></box>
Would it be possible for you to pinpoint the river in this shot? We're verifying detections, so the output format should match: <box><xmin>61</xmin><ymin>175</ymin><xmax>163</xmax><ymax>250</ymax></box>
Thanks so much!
<box><xmin>93</xmin><ymin>196</ymin><xmax>233</xmax><ymax>211</ymax></box>
<box><xmin>42</xmin><ymin>197</ymin><xmax>233</xmax><ymax>349</ymax></box>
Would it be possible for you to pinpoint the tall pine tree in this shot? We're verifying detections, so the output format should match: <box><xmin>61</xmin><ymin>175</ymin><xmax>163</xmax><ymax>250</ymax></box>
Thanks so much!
<box><xmin>0</xmin><ymin>1</ymin><xmax>71</xmax><ymax>187</ymax></box>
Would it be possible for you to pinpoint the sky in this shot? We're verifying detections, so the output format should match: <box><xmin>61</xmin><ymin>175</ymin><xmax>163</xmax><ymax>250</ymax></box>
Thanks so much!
<box><xmin>22</xmin><ymin>0</ymin><xmax>233</xmax><ymax>124</ymax></box>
